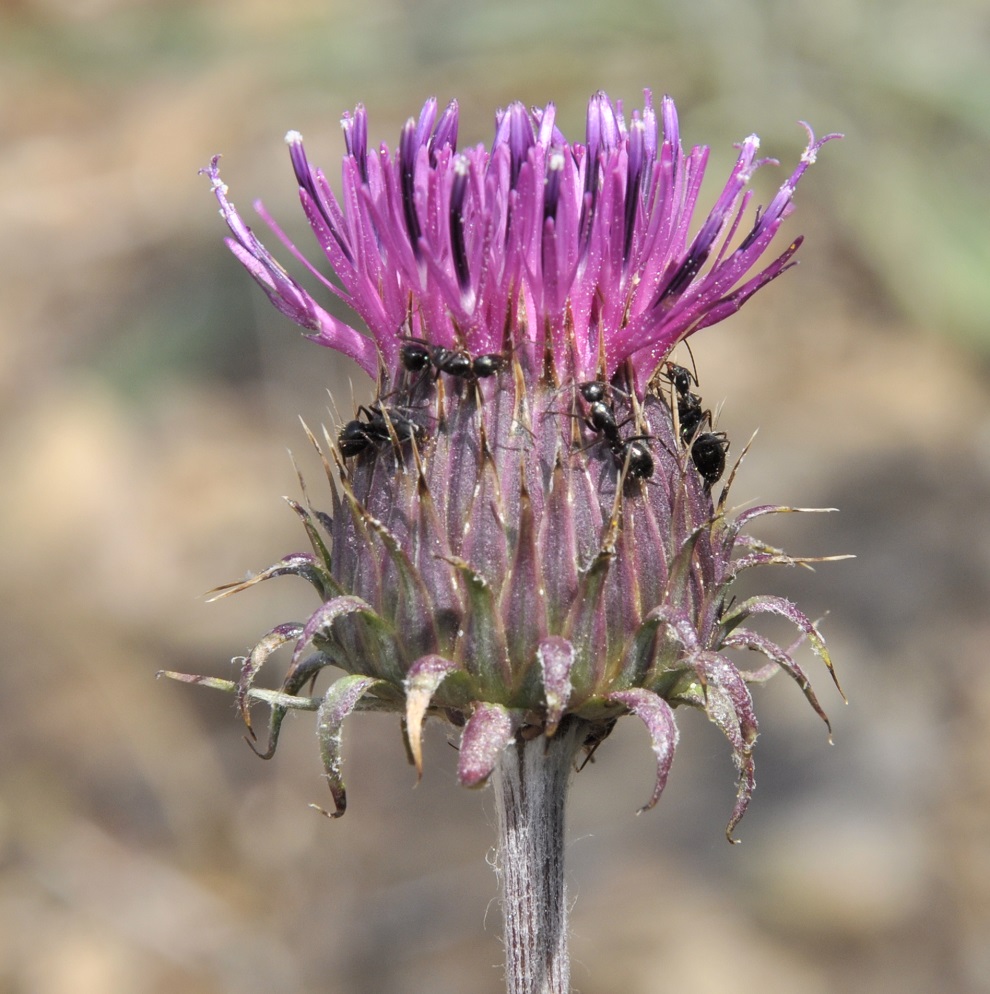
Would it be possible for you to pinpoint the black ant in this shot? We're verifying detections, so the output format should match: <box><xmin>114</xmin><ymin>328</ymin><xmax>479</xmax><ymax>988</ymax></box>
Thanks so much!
<box><xmin>570</xmin><ymin>379</ymin><xmax>654</xmax><ymax>480</ymax></box>
<box><xmin>578</xmin><ymin>381</ymin><xmax>607</xmax><ymax>404</ymax></box>
<box><xmin>679</xmin><ymin>395</ymin><xmax>708</xmax><ymax>442</ymax></box>
<box><xmin>661</xmin><ymin>361</ymin><xmax>708</xmax><ymax>439</ymax></box>
<box><xmin>568</xmin><ymin>380</ymin><xmax>619</xmax><ymax>440</ymax></box>
<box><xmin>400</xmin><ymin>337</ymin><xmax>506</xmax><ymax>381</ymax></box>
<box><xmin>397</xmin><ymin>339</ymin><xmax>435</xmax><ymax>375</ymax></box>
<box><xmin>584</xmin><ymin>398</ymin><xmax>620</xmax><ymax>438</ymax></box>
<box><xmin>337</xmin><ymin>405</ymin><xmax>425</xmax><ymax>458</ymax></box>
<box><xmin>663</xmin><ymin>362</ymin><xmax>696</xmax><ymax>398</ymax></box>
<box><xmin>471</xmin><ymin>352</ymin><xmax>508</xmax><ymax>378</ymax></box>
<box><xmin>610</xmin><ymin>435</ymin><xmax>654</xmax><ymax>480</ymax></box>
<box><xmin>578</xmin><ymin>379</ymin><xmax>638</xmax><ymax>407</ymax></box>
<box><xmin>576</xmin><ymin>379</ymin><xmax>633</xmax><ymax>435</ymax></box>
<box><xmin>659</xmin><ymin>359</ymin><xmax>730</xmax><ymax>491</ymax></box>
<box><xmin>690</xmin><ymin>431</ymin><xmax>729</xmax><ymax>491</ymax></box>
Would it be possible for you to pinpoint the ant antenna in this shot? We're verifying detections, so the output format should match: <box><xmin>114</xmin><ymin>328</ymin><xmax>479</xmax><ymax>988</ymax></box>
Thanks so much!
<box><xmin>683</xmin><ymin>339</ymin><xmax>699</xmax><ymax>387</ymax></box>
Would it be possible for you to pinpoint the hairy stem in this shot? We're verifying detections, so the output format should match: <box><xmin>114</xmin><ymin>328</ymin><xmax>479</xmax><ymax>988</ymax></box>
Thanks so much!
<box><xmin>493</xmin><ymin>721</ymin><xmax>583</xmax><ymax>994</ymax></box>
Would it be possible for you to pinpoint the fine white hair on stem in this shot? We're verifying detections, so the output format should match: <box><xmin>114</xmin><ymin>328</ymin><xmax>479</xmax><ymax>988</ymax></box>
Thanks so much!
<box><xmin>492</xmin><ymin>722</ymin><xmax>582</xmax><ymax>994</ymax></box>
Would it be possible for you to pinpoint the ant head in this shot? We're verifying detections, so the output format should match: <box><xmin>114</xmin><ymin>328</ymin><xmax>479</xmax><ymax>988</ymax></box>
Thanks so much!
<box><xmin>579</xmin><ymin>381</ymin><xmax>607</xmax><ymax>404</ymax></box>
<box><xmin>338</xmin><ymin>419</ymin><xmax>372</xmax><ymax>457</ymax></box>
<box><xmin>663</xmin><ymin>362</ymin><xmax>696</xmax><ymax>395</ymax></box>
<box><xmin>658</xmin><ymin>340</ymin><xmax>700</xmax><ymax>395</ymax></box>
<box><xmin>400</xmin><ymin>339</ymin><xmax>432</xmax><ymax>373</ymax></box>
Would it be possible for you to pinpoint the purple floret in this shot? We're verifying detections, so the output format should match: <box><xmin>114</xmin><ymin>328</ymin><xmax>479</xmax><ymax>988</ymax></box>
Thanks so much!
<box><xmin>205</xmin><ymin>91</ymin><xmax>838</xmax><ymax>390</ymax></box>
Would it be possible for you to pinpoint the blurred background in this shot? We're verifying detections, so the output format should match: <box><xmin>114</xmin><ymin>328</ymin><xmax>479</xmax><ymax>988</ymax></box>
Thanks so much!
<box><xmin>2</xmin><ymin>0</ymin><xmax>989</xmax><ymax>991</ymax></box>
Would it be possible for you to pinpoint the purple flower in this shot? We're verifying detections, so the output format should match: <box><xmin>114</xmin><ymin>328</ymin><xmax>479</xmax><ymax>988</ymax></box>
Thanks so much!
<box><xmin>190</xmin><ymin>90</ymin><xmax>843</xmax><ymax>841</ymax></box>
<box><xmin>207</xmin><ymin>91</ymin><xmax>836</xmax><ymax>390</ymax></box>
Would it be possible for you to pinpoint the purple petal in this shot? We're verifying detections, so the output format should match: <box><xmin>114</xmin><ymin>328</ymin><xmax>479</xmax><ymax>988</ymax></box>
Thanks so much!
<box><xmin>206</xmin><ymin>97</ymin><xmax>836</xmax><ymax>397</ymax></box>
<box><xmin>413</xmin><ymin>96</ymin><xmax>438</xmax><ymax>149</ymax></box>
<box><xmin>430</xmin><ymin>99</ymin><xmax>460</xmax><ymax>159</ymax></box>
<box><xmin>285</xmin><ymin>130</ymin><xmax>353</xmax><ymax>264</ymax></box>
<box><xmin>449</xmin><ymin>156</ymin><xmax>472</xmax><ymax>291</ymax></box>
<box><xmin>495</xmin><ymin>102</ymin><xmax>535</xmax><ymax>190</ymax></box>
<box><xmin>341</xmin><ymin>105</ymin><xmax>369</xmax><ymax>182</ymax></box>
<box><xmin>202</xmin><ymin>157</ymin><xmax>379</xmax><ymax>376</ymax></box>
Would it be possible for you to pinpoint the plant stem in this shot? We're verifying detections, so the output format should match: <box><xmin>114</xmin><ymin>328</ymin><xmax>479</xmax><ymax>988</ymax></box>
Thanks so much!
<box><xmin>492</xmin><ymin>720</ymin><xmax>582</xmax><ymax>994</ymax></box>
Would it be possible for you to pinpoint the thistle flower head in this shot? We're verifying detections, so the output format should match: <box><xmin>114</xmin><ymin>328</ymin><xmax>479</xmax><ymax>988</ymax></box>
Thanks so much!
<box><xmin>191</xmin><ymin>90</ymin><xmax>843</xmax><ymax>840</ymax></box>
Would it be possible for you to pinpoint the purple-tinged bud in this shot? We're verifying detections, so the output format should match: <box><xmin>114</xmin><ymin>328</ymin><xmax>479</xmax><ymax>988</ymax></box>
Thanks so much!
<box><xmin>399</xmin><ymin>117</ymin><xmax>423</xmax><ymax>255</ymax></box>
<box><xmin>340</xmin><ymin>106</ymin><xmax>368</xmax><ymax>183</ymax></box>
<box><xmin>544</xmin><ymin>149</ymin><xmax>564</xmax><ymax>223</ymax></box>
<box><xmin>624</xmin><ymin>118</ymin><xmax>647</xmax><ymax>264</ymax></box>
<box><xmin>430</xmin><ymin>99</ymin><xmax>459</xmax><ymax>161</ymax></box>
<box><xmin>449</xmin><ymin>155</ymin><xmax>472</xmax><ymax>293</ymax></box>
